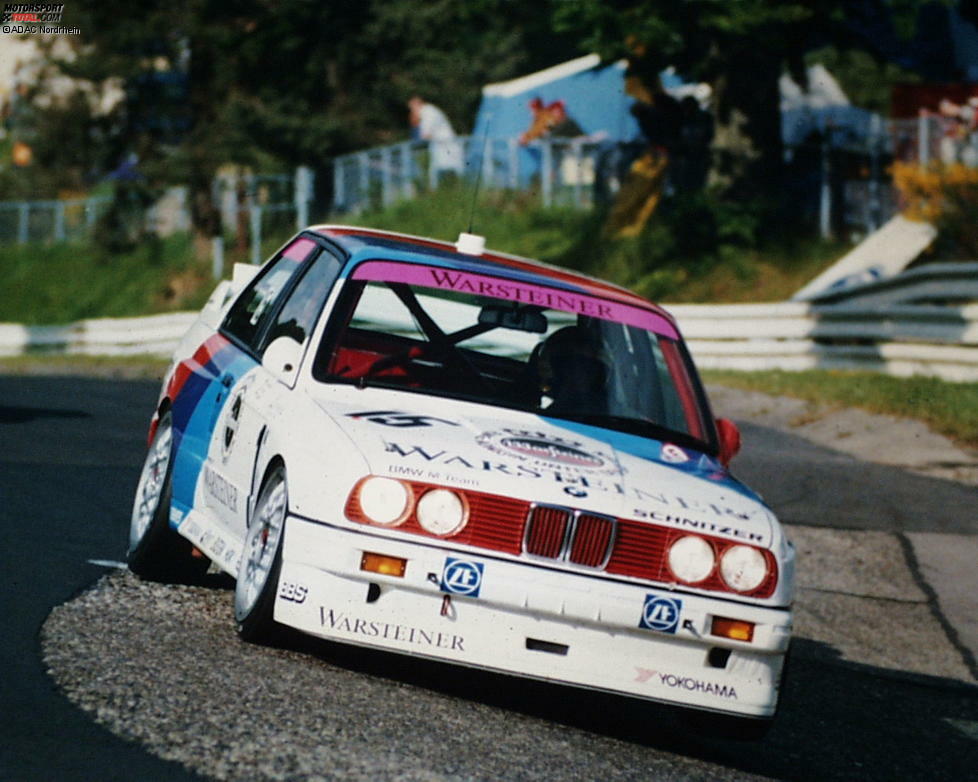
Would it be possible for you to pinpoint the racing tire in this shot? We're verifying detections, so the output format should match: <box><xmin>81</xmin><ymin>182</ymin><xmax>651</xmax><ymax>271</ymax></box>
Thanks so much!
<box><xmin>128</xmin><ymin>412</ymin><xmax>209</xmax><ymax>583</ymax></box>
<box><xmin>235</xmin><ymin>464</ymin><xmax>288</xmax><ymax>645</ymax></box>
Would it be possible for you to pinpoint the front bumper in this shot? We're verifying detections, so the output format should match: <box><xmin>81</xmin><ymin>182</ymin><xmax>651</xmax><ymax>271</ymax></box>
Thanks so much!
<box><xmin>277</xmin><ymin>516</ymin><xmax>792</xmax><ymax>718</ymax></box>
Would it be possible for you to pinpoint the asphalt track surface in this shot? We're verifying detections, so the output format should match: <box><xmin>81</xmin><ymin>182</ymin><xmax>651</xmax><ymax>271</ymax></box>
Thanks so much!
<box><xmin>2</xmin><ymin>375</ymin><xmax>977</xmax><ymax>781</ymax></box>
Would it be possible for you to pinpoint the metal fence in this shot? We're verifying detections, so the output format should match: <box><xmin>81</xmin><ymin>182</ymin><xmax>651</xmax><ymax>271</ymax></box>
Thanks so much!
<box><xmin>332</xmin><ymin>137</ymin><xmax>635</xmax><ymax>215</ymax></box>
<box><xmin>0</xmin><ymin>167</ymin><xmax>314</xmax><ymax>255</ymax></box>
<box><xmin>0</xmin><ymin>196</ymin><xmax>110</xmax><ymax>244</ymax></box>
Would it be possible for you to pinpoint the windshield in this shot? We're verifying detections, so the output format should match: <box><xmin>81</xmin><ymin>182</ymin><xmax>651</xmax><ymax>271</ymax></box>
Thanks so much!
<box><xmin>313</xmin><ymin>261</ymin><xmax>713</xmax><ymax>449</ymax></box>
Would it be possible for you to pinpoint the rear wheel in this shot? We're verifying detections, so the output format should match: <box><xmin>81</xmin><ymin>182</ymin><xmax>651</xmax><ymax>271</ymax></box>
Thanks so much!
<box><xmin>235</xmin><ymin>465</ymin><xmax>287</xmax><ymax>644</ymax></box>
<box><xmin>128</xmin><ymin>412</ymin><xmax>208</xmax><ymax>582</ymax></box>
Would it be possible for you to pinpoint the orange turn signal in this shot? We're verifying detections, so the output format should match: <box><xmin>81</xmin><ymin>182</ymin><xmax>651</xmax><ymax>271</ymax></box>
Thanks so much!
<box><xmin>360</xmin><ymin>552</ymin><xmax>407</xmax><ymax>578</ymax></box>
<box><xmin>711</xmin><ymin>616</ymin><xmax>755</xmax><ymax>643</ymax></box>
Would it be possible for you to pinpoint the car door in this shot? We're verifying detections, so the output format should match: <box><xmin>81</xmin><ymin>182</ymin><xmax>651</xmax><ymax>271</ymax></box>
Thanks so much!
<box><xmin>203</xmin><ymin>242</ymin><xmax>343</xmax><ymax>538</ymax></box>
<box><xmin>169</xmin><ymin>236</ymin><xmax>320</xmax><ymax>531</ymax></box>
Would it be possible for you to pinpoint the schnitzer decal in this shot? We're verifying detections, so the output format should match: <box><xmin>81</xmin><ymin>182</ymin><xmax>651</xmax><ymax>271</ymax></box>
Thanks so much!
<box><xmin>476</xmin><ymin>429</ymin><xmax>621</xmax><ymax>476</ymax></box>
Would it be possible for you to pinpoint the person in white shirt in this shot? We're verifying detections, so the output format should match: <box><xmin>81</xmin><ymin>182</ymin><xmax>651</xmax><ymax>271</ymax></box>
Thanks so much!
<box><xmin>408</xmin><ymin>95</ymin><xmax>464</xmax><ymax>180</ymax></box>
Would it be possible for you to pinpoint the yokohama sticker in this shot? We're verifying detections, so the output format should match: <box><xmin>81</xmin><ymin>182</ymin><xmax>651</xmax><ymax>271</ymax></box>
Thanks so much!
<box><xmin>476</xmin><ymin>429</ymin><xmax>621</xmax><ymax>476</ymax></box>
<box><xmin>634</xmin><ymin>668</ymin><xmax>738</xmax><ymax>700</ymax></box>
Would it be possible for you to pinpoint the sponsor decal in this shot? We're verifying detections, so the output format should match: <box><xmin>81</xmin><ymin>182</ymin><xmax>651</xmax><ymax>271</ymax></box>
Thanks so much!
<box><xmin>660</xmin><ymin>443</ymin><xmax>689</xmax><ymax>464</ymax></box>
<box><xmin>278</xmin><ymin>581</ymin><xmax>308</xmax><ymax>604</ymax></box>
<box><xmin>383</xmin><ymin>440</ymin><xmax>768</xmax><ymax>541</ymax></box>
<box><xmin>348</xmin><ymin>410</ymin><xmax>458</xmax><ymax>428</ymax></box>
<box><xmin>319</xmin><ymin>608</ymin><xmax>465</xmax><ymax>652</ymax></box>
<box><xmin>350</xmin><ymin>261</ymin><xmax>680</xmax><ymax>339</ymax></box>
<box><xmin>634</xmin><ymin>668</ymin><xmax>738</xmax><ymax>700</ymax></box>
<box><xmin>203</xmin><ymin>465</ymin><xmax>238</xmax><ymax>513</ymax></box>
<box><xmin>221</xmin><ymin>388</ymin><xmax>246</xmax><ymax>461</ymax></box>
<box><xmin>631</xmin><ymin>507</ymin><xmax>766</xmax><ymax>544</ymax></box>
<box><xmin>440</xmin><ymin>557</ymin><xmax>484</xmax><ymax>597</ymax></box>
<box><xmin>639</xmin><ymin>594</ymin><xmax>683</xmax><ymax>634</ymax></box>
<box><xmin>477</xmin><ymin>428</ymin><xmax>620</xmax><ymax>475</ymax></box>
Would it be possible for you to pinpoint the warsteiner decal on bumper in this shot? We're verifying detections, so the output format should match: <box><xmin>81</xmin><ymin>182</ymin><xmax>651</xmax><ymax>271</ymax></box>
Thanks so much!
<box><xmin>276</xmin><ymin>516</ymin><xmax>791</xmax><ymax>718</ymax></box>
<box><xmin>320</xmin><ymin>608</ymin><xmax>466</xmax><ymax>652</ymax></box>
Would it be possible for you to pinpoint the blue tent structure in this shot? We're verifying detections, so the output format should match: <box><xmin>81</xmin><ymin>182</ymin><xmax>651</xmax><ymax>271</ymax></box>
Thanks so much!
<box><xmin>471</xmin><ymin>54</ymin><xmax>644</xmax><ymax>145</ymax></box>
<box><xmin>468</xmin><ymin>55</ymin><xmax>702</xmax><ymax>185</ymax></box>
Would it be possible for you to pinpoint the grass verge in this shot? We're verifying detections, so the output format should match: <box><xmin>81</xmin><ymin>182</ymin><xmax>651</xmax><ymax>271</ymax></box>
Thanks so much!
<box><xmin>702</xmin><ymin>369</ymin><xmax>978</xmax><ymax>450</ymax></box>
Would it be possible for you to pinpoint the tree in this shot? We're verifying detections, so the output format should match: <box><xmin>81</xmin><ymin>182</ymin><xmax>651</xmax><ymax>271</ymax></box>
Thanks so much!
<box><xmin>45</xmin><ymin>0</ymin><xmax>576</xmax><ymax>250</ymax></box>
<box><xmin>552</xmin><ymin>0</ymin><xmax>926</xmax><ymax>207</ymax></box>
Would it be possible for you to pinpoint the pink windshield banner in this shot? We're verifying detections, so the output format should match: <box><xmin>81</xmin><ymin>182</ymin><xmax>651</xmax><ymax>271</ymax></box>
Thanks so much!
<box><xmin>351</xmin><ymin>261</ymin><xmax>679</xmax><ymax>338</ymax></box>
<box><xmin>283</xmin><ymin>237</ymin><xmax>317</xmax><ymax>261</ymax></box>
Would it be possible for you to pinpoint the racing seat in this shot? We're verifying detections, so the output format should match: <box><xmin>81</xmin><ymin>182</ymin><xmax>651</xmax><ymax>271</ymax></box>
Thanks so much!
<box><xmin>529</xmin><ymin>325</ymin><xmax>609</xmax><ymax>413</ymax></box>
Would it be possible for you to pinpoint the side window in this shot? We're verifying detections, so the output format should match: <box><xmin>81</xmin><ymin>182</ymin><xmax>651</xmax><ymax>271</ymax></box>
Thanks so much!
<box><xmin>263</xmin><ymin>251</ymin><xmax>342</xmax><ymax>352</ymax></box>
<box><xmin>222</xmin><ymin>237</ymin><xmax>317</xmax><ymax>350</ymax></box>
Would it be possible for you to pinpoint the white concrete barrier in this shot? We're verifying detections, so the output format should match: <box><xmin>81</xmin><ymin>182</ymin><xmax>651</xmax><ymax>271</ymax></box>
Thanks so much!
<box><xmin>2</xmin><ymin>267</ymin><xmax>976</xmax><ymax>382</ymax></box>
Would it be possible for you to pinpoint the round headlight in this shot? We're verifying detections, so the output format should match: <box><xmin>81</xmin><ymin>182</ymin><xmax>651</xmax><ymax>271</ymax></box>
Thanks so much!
<box><xmin>416</xmin><ymin>489</ymin><xmax>468</xmax><ymax>537</ymax></box>
<box><xmin>358</xmin><ymin>477</ymin><xmax>411</xmax><ymax>526</ymax></box>
<box><xmin>668</xmin><ymin>535</ymin><xmax>715</xmax><ymax>583</ymax></box>
<box><xmin>719</xmin><ymin>545</ymin><xmax>768</xmax><ymax>592</ymax></box>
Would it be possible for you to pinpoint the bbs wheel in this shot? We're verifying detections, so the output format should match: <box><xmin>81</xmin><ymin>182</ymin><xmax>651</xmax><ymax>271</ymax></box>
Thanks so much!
<box><xmin>235</xmin><ymin>464</ymin><xmax>287</xmax><ymax>644</ymax></box>
<box><xmin>128</xmin><ymin>411</ymin><xmax>208</xmax><ymax>582</ymax></box>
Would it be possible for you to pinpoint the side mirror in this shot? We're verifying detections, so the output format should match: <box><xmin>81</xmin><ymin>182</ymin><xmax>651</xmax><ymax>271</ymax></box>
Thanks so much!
<box><xmin>716</xmin><ymin>418</ymin><xmax>741</xmax><ymax>467</ymax></box>
<box><xmin>262</xmin><ymin>336</ymin><xmax>304</xmax><ymax>385</ymax></box>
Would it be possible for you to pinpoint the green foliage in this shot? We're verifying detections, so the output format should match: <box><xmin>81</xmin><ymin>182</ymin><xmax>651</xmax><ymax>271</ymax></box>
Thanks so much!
<box><xmin>0</xmin><ymin>234</ymin><xmax>214</xmax><ymax>324</ymax></box>
<box><xmin>343</xmin><ymin>183</ymin><xmax>844</xmax><ymax>303</ymax></box>
<box><xmin>805</xmin><ymin>46</ymin><xmax>920</xmax><ymax>115</ymax></box>
<box><xmin>552</xmin><ymin>0</ymin><xmax>931</xmax><ymax>204</ymax></box>
<box><xmin>703</xmin><ymin>369</ymin><xmax>978</xmax><ymax>448</ymax></box>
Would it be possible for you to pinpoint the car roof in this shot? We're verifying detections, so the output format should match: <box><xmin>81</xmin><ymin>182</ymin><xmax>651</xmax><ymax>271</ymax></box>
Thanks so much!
<box><xmin>309</xmin><ymin>224</ymin><xmax>676</xmax><ymax>322</ymax></box>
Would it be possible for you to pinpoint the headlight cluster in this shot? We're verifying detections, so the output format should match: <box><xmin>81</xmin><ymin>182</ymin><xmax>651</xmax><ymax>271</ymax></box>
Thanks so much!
<box><xmin>667</xmin><ymin>535</ymin><xmax>768</xmax><ymax>593</ymax></box>
<box><xmin>355</xmin><ymin>476</ymin><xmax>469</xmax><ymax>537</ymax></box>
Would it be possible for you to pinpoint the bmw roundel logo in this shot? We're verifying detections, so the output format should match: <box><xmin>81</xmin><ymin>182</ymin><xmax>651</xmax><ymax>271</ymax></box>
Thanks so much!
<box><xmin>640</xmin><ymin>594</ymin><xmax>683</xmax><ymax>633</ymax></box>
<box><xmin>440</xmin><ymin>557</ymin><xmax>484</xmax><ymax>597</ymax></box>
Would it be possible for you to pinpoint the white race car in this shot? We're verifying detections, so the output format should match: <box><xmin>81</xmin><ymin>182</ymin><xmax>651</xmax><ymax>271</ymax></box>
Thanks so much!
<box><xmin>129</xmin><ymin>226</ymin><xmax>794</xmax><ymax>738</ymax></box>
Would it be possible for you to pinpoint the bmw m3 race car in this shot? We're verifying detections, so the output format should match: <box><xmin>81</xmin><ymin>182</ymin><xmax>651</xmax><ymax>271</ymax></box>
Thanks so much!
<box><xmin>129</xmin><ymin>226</ymin><xmax>794</xmax><ymax>738</ymax></box>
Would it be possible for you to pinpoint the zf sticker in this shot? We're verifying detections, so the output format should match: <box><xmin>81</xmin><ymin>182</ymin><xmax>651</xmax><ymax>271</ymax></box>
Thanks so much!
<box><xmin>440</xmin><ymin>557</ymin><xmax>484</xmax><ymax>597</ymax></box>
<box><xmin>639</xmin><ymin>594</ymin><xmax>683</xmax><ymax>634</ymax></box>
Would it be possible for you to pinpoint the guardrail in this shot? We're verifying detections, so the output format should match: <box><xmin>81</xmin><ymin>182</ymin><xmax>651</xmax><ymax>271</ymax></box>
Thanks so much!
<box><xmin>0</xmin><ymin>312</ymin><xmax>197</xmax><ymax>358</ymax></box>
<box><xmin>670</xmin><ymin>301</ymin><xmax>978</xmax><ymax>382</ymax></box>
<box><xmin>2</xmin><ymin>267</ymin><xmax>975</xmax><ymax>382</ymax></box>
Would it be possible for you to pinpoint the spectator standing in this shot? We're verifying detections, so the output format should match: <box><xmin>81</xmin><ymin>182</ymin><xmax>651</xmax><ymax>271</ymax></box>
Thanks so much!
<box><xmin>408</xmin><ymin>95</ymin><xmax>464</xmax><ymax>181</ymax></box>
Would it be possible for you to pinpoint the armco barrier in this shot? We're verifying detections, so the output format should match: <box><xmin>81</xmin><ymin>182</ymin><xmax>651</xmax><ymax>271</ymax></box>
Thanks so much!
<box><xmin>1</xmin><ymin>275</ymin><xmax>976</xmax><ymax>382</ymax></box>
<box><xmin>0</xmin><ymin>312</ymin><xmax>197</xmax><ymax>358</ymax></box>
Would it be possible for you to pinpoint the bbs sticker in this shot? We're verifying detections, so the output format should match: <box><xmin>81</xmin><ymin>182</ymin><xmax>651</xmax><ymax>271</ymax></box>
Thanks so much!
<box><xmin>440</xmin><ymin>557</ymin><xmax>484</xmax><ymax>597</ymax></box>
<box><xmin>278</xmin><ymin>581</ymin><xmax>309</xmax><ymax>604</ymax></box>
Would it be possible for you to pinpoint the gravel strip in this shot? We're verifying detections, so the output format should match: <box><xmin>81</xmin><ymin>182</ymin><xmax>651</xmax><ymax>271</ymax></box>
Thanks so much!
<box><xmin>42</xmin><ymin>572</ymin><xmax>764</xmax><ymax>782</ymax></box>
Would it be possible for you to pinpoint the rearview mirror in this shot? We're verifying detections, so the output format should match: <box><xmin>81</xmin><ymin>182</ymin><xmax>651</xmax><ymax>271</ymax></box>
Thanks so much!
<box><xmin>478</xmin><ymin>304</ymin><xmax>547</xmax><ymax>333</ymax></box>
<box><xmin>262</xmin><ymin>336</ymin><xmax>304</xmax><ymax>386</ymax></box>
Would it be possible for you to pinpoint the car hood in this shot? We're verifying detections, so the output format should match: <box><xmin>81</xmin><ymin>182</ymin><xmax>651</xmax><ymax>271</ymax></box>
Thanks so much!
<box><xmin>312</xmin><ymin>387</ymin><xmax>776</xmax><ymax>548</ymax></box>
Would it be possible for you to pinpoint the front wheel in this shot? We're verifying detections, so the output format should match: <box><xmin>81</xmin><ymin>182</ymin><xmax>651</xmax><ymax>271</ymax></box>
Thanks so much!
<box><xmin>128</xmin><ymin>412</ymin><xmax>207</xmax><ymax>583</ymax></box>
<box><xmin>235</xmin><ymin>464</ymin><xmax>288</xmax><ymax>644</ymax></box>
